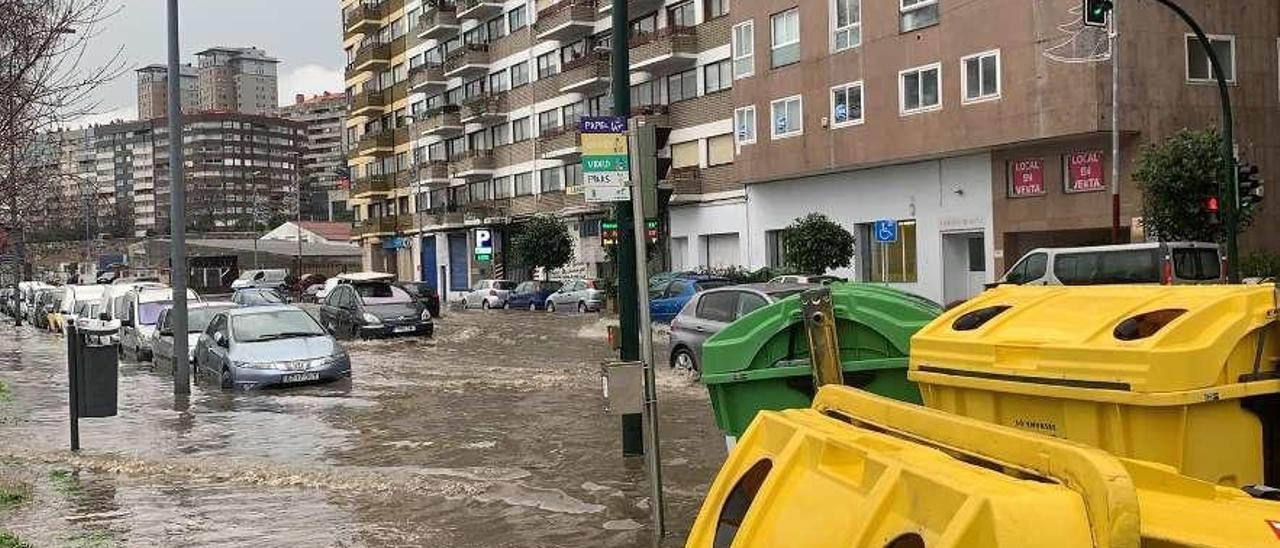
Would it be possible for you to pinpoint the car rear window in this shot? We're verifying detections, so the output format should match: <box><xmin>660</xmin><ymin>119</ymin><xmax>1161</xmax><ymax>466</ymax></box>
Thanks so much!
<box><xmin>1172</xmin><ymin>248</ymin><xmax>1221</xmax><ymax>281</ymax></box>
<box><xmin>494</xmin><ymin>281</ymin><xmax>517</xmax><ymax>290</ymax></box>
<box><xmin>1053</xmin><ymin>249</ymin><xmax>1160</xmax><ymax>285</ymax></box>
<box><xmin>696</xmin><ymin>280</ymin><xmax>732</xmax><ymax>291</ymax></box>
<box><xmin>697</xmin><ymin>292</ymin><xmax>738</xmax><ymax>323</ymax></box>
<box><xmin>355</xmin><ymin>283</ymin><xmax>412</xmax><ymax>304</ymax></box>
<box><xmin>544</xmin><ymin>281</ymin><xmax>563</xmax><ymax>292</ymax></box>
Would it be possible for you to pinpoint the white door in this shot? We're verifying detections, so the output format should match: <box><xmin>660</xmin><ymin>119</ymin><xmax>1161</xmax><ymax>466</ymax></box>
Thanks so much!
<box><xmin>670</xmin><ymin>237</ymin><xmax>688</xmax><ymax>271</ymax></box>
<box><xmin>705</xmin><ymin>233</ymin><xmax>741</xmax><ymax>268</ymax></box>
<box><xmin>943</xmin><ymin>232</ymin><xmax>986</xmax><ymax>304</ymax></box>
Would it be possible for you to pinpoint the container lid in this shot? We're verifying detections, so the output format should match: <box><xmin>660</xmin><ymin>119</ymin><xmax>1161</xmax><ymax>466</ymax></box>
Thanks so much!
<box><xmin>909</xmin><ymin>284</ymin><xmax>1279</xmax><ymax>394</ymax></box>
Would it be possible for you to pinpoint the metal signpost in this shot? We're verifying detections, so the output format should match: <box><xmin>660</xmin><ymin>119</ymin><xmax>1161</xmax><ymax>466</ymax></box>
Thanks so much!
<box><xmin>580</xmin><ymin>116</ymin><xmax>632</xmax><ymax>203</ymax></box>
<box><xmin>874</xmin><ymin>219</ymin><xmax>897</xmax><ymax>284</ymax></box>
<box><xmin>628</xmin><ymin>134</ymin><xmax>665</xmax><ymax>540</ymax></box>
<box><xmin>473</xmin><ymin>228</ymin><xmax>493</xmax><ymax>263</ymax></box>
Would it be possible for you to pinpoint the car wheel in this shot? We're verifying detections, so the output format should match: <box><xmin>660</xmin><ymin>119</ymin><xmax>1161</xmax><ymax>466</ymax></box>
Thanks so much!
<box><xmin>220</xmin><ymin>367</ymin><xmax>233</xmax><ymax>390</ymax></box>
<box><xmin>671</xmin><ymin>348</ymin><xmax>700</xmax><ymax>380</ymax></box>
<box><xmin>529</xmin><ymin>302</ymin><xmax>538</xmax><ymax>311</ymax></box>
<box><xmin>578</xmin><ymin>302</ymin><xmax>587</xmax><ymax>314</ymax></box>
<box><xmin>546</xmin><ymin>301</ymin><xmax>556</xmax><ymax>313</ymax></box>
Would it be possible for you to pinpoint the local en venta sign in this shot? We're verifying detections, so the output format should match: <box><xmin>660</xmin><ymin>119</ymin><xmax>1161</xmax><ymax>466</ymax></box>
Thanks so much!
<box><xmin>1008</xmin><ymin>151</ymin><xmax>1105</xmax><ymax>197</ymax></box>
<box><xmin>1009</xmin><ymin>158</ymin><xmax>1045</xmax><ymax>197</ymax></box>
<box><xmin>1066</xmin><ymin>151</ymin><xmax>1105</xmax><ymax>193</ymax></box>
<box><xmin>579</xmin><ymin>116</ymin><xmax>631</xmax><ymax>203</ymax></box>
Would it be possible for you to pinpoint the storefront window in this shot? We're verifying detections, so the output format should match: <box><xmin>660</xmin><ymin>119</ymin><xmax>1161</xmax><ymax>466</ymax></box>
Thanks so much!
<box><xmin>861</xmin><ymin>220</ymin><xmax>917</xmax><ymax>283</ymax></box>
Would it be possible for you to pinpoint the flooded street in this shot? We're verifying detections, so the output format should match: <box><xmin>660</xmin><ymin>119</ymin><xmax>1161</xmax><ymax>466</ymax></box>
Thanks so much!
<box><xmin>0</xmin><ymin>310</ymin><xmax>725</xmax><ymax>547</ymax></box>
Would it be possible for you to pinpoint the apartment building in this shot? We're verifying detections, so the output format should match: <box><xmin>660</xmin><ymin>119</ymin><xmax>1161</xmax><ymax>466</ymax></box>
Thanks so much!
<box><xmin>341</xmin><ymin>0</ymin><xmax>735</xmax><ymax>293</ymax></box>
<box><xmin>136</xmin><ymin>64</ymin><xmax>198</xmax><ymax>120</ymax></box>
<box><xmin>196</xmin><ymin>46</ymin><xmax>280</xmax><ymax>115</ymax></box>
<box><xmin>720</xmin><ymin>0</ymin><xmax>1279</xmax><ymax>304</ymax></box>
<box><xmin>275</xmin><ymin>92</ymin><xmax>352</xmax><ymax>222</ymax></box>
<box><xmin>24</xmin><ymin>128</ymin><xmax>99</xmax><ymax>240</ymax></box>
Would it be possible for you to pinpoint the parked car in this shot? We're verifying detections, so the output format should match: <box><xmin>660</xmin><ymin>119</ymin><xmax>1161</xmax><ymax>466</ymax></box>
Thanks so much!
<box><xmin>32</xmin><ymin>288</ymin><xmax>59</xmax><ymax>330</ymax></box>
<box><xmin>230</xmin><ymin>269</ymin><xmax>290</xmax><ymax>291</ymax></box>
<box><xmin>395</xmin><ymin>281</ymin><xmax>441</xmax><ymax>317</ymax></box>
<box><xmin>19</xmin><ymin>281</ymin><xmax>53</xmax><ymax>323</ymax></box>
<box><xmin>649</xmin><ymin>276</ymin><xmax>732</xmax><ymax>323</ymax></box>
<box><xmin>194</xmin><ymin>305</ymin><xmax>351</xmax><ymax>390</ymax></box>
<box><xmin>648</xmin><ymin>271</ymin><xmax>697</xmax><ymax>294</ymax></box>
<box><xmin>668</xmin><ymin>283</ymin><xmax>811</xmax><ymax>376</ymax></box>
<box><xmin>768</xmin><ymin>274</ymin><xmax>846</xmax><ymax>285</ymax></box>
<box><xmin>119</xmin><ymin>286</ymin><xmax>202</xmax><ymax>361</ymax></box>
<box><xmin>58</xmin><ymin>284</ymin><xmax>108</xmax><ymax>334</ymax></box>
<box><xmin>545</xmin><ymin>278</ymin><xmax>607</xmax><ymax>313</ymax></box>
<box><xmin>462</xmin><ymin>279</ymin><xmax>516</xmax><ymax>310</ymax></box>
<box><xmin>44</xmin><ymin>290</ymin><xmax>67</xmax><ymax>333</ymax></box>
<box><xmin>316</xmin><ymin>272</ymin><xmax>392</xmax><ymax>301</ymax></box>
<box><xmin>231</xmin><ymin>287</ymin><xmax>288</xmax><ymax>306</ymax></box>
<box><xmin>151</xmin><ymin>301</ymin><xmax>238</xmax><ymax>366</ymax></box>
<box><xmin>319</xmin><ymin>278</ymin><xmax>433</xmax><ymax>339</ymax></box>
<box><xmin>506</xmin><ymin>280</ymin><xmax>563</xmax><ymax>311</ymax></box>
<box><xmin>997</xmin><ymin>242</ymin><xmax>1224</xmax><ymax>287</ymax></box>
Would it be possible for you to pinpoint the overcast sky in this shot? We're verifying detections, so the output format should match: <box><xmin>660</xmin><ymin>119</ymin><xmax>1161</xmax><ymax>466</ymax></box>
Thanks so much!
<box><xmin>72</xmin><ymin>0</ymin><xmax>346</xmax><ymax>126</ymax></box>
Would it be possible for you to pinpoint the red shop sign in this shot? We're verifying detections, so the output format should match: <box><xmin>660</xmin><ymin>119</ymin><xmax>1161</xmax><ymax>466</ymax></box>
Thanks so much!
<box><xmin>1066</xmin><ymin>151</ymin><xmax>1105</xmax><ymax>193</ymax></box>
<box><xmin>1009</xmin><ymin>159</ymin><xmax>1045</xmax><ymax>197</ymax></box>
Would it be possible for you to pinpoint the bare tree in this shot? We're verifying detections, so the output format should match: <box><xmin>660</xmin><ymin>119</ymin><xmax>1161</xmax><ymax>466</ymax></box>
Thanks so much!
<box><xmin>0</xmin><ymin>0</ymin><xmax>124</xmax><ymax>282</ymax></box>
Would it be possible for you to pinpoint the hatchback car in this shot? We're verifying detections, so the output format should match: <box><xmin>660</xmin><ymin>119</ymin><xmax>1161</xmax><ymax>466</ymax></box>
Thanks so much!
<box><xmin>319</xmin><ymin>280</ymin><xmax>433</xmax><ymax>339</ymax></box>
<box><xmin>119</xmin><ymin>287</ymin><xmax>202</xmax><ymax>361</ymax></box>
<box><xmin>649</xmin><ymin>276</ymin><xmax>733</xmax><ymax>324</ymax></box>
<box><xmin>462</xmin><ymin>279</ymin><xmax>516</xmax><ymax>310</ymax></box>
<box><xmin>506</xmin><ymin>280</ymin><xmax>563</xmax><ymax>311</ymax></box>
<box><xmin>668</xmin><ymin>283</ymin><xmax>810</xmax><ymax>376</ymax></box>
<box><xmin>231</xmin><ymin>287</ymin><xmax>288</xmax><ymax>306</ymax></box>
<box><xmin>194</xmin><ymin>305</ymin><xmax>351</xmax><ymax>390</ymax></box>
<box><xmin>152</xmin><ymin>301</ymin><xmax>238</xmax><ymax>366</ymax></box>
<box><xmin>546</xmin><ymin>278</ymin><xmax>606</xmax><ymax>313</ymax></box>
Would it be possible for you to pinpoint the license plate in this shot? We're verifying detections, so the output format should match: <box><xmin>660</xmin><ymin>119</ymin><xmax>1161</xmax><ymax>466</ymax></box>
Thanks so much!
<box><xmin>393</xmin><ymin>325</ymin><xmax>415</xmax><ymax>334</ymax></box>
<box><xmin>282</xmin><ymin>372</ymin><xmax>320</xmax><ymax>383</ymax></box>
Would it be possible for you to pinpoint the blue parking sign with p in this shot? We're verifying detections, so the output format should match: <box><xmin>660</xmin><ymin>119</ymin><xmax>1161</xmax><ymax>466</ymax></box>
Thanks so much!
<box><xmin>873</xmin><ymin>219</ymin><xmax>898</xmax><ymax>243</ymax></box>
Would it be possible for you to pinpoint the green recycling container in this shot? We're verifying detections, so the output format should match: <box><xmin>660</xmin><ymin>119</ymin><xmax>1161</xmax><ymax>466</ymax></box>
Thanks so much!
<box><xmin>700</xmin><ymin>283</ymin><xmax>941</xmax><ymax>441</ymax></box>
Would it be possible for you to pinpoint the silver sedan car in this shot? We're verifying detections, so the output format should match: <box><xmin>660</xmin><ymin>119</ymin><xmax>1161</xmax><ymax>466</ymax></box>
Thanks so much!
<box><xmin>545</xmin><ymin>278</ymin><xmax>606</xmax><ymax>313</ymax></box>
<box><xmin>194</xmin><ymin>305</ymin><xmax>351</xmax><ymax>390</ymax></box>
<box><xmin>668</xmin><ymin>283</ymin><xmax>811</xmax><ymax>377</ymax></box>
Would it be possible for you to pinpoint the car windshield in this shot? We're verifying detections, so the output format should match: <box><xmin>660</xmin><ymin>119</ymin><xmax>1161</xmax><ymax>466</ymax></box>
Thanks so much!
<box><xmin>355</xmin><ymin>283</ymin><xmax>412</xmax><ymax>304</ymax></box>
<box><xmin>238</xmin><ymin>290</ymin><xmax>285</xmax><ymax>305</ymax></box>
<box><xmin>231</xmin><ymin>309</ymin><xmax>325</xmax><ymax>342</ymax></box>
<box><xmin>1173</xmin><ymin>248</ymin><xmax>1221</xmax><ymax>281</ymax></box>
<box><xmin>138</xmin><ymin>302</ymin><xmax>170</xmax><ymax>325</ymax></box>
<box><xmin>189</xmin><ymin>306</ymin><xmax>235</xmax><ymax>333</ymax></box>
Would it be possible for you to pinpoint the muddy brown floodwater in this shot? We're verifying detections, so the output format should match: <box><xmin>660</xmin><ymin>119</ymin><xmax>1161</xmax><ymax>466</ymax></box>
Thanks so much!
<box><xmin>0</xmin><ymin>309</ymin><xmax>726</xmax><ymax>547</ymax></box>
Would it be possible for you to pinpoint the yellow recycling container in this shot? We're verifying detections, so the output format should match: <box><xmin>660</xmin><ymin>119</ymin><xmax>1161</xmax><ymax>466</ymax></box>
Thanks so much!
<box><xmin>686</xmin><ymin>386</ymin><xmax>1280</xmax><ymax>548</ymax></box>
<box><xmin>908</xmin><ymin>283</ymin><xmax>1280</xmax><ymax>488</ymax></box>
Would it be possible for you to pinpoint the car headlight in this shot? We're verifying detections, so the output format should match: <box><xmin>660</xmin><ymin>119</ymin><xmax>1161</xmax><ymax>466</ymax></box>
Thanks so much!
<box><xmin>361</xmin><ymin>312</ymin><xmax>381</xmax><ymax>325</ymax></box>
<box><xmin>232</xmin><ymin>360</ymin><xmax>275</xmax><ymax>370</ymax></box>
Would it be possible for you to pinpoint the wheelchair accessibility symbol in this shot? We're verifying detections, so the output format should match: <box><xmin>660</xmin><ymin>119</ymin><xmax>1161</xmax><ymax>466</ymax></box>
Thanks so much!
<box><xmin>873</xmin><ymin>220</ymin><xmax>898</xmax><ymax>244</ymax></box>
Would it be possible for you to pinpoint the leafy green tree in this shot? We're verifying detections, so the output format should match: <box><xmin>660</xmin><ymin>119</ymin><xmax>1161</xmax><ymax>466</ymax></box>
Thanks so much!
<box><xmin>512</xmin><ymin>213</ymin><xmax>573</xmax><ymax>275</ymax></box>
<box><xmin>781</xmin><ymin>213</ymin><xmax>855</xmax><ymax>275</ymax></box>
<box><xmin>1133</xmin><ymin>128</ymin><xmax>1254</xmax><ymax>242</ymax></box>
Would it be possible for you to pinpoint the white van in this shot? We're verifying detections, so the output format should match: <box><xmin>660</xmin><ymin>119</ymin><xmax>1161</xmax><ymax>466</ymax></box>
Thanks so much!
<box><xmin>998</xmin><ymin>242</ymin><xmax>1224</xmax><ymax>286</ymax></box>
<box><xmin>58</xmin><ymin>285</ymin><xmax>108</xmax><ymax>332</ymax></box>
<box><xmin>119</xmin><ymin>286</ymin><xmax>201</xmax><ymax>361</ymax></box>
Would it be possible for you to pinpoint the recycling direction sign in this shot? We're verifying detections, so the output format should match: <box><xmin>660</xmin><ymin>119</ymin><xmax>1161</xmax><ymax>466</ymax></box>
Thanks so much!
<box><xmin>580</xmin><ymin>116</ymin><xmax>630</xmax><ymax>203</ymax></box>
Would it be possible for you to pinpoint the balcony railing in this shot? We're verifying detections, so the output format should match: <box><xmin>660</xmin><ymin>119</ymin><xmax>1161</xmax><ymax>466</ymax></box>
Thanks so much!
<box><xmin>559</xmin><ymin>52</ymin><xmax>610</xmax><ymax>93</ymax></box>
<box><xmin>409</xmin><ymin>63</ymin><xmax>447</xmax><ymax>93</ymax></box>
<box><xmin>450</xmin><ymin>149</ymin><xmax>496</xmax><ymax>179</ymax></box>
<box><xmin>350</xmin><ymin>89</ymin><xmax>386</xmax><ymax>115</ymax></box>
<box><xmin>356</xmin><ymin>130</ymin><xmax>395</xmax><ymax>155</ymax></box>
<box><xmin>359</xmin><ymin>216</ymin><xmax>397</xmax><ymax>235</ymax></box>
<box><xmin>443</xmin><ymin>44</ymin><xmax>490</xmax><ymax>78</ymax></box>
<box><xmin>534</xmin><ymin>0</ymin><xmax>597</xmax><ymax>41</ymax></box>
<box><xmin>352</xmin><ymin>174</ymin><xmax>393</xmax><ymax>196</ymax></box>
<box><xmin>461</xmin><ymin>93</ymin><xmax>506</xmax><ymax>122</ymax></box>
<box><xmin>629</xmin><ymin>26</ymin><xmax>697</xmax><ymax>73</ymax></box>
<box><xmin>343</xmin><ymin>2</ymin><xmax>385</xmax><ymax>38</ymax></box>
<box><xmin>416</xmin><ymin>105</ymin><xmax>464</xmax><ymax>137</ymax></box>
<box><xmin>349</xmin><ymin>42</ymin><xmax>392</xmax><ymax>74</ymax></box>
<box><xmin>457</xmin><ymin>0</ymin><xmax>503</xmax><ymax>20</ymax></box>
<box><xmin>418</xmin><ymin>5</ymin><xmax>460</xmax><ymax>40</ymax></box>
<box><xmin>416</xmin><ymin>160</ymin><xmax>452</xmax><ymax>184</ymax></box>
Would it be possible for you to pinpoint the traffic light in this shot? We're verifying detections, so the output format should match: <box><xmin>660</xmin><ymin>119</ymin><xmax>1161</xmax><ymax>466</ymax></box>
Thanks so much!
<box><xmin>1238</xmin><ymin>162</ymin><xmax>1264</xmax><ymax>212</ymax></box>
<box><xmin>1205</xmin><ymin>195</ymin><xmax>1221</xmax><ymax>225</ymax></box>
<box><xmin>634</xmin><ymin>123</ymin><xmax>673</xmax><ymax>219</ymax></box>
<box><xmin>1083</xmin><ymin>0</ymin><xmax>1113</xmax><ymax>27</ymax></box>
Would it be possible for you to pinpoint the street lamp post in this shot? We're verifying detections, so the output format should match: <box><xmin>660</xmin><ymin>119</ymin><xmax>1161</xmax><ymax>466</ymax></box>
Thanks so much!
<box><xmin>251</xmin><ymin>170</ymin><xmax>264</xmax><ymax>269</ymax></box>
<box><xmin>167</xmin><ymin>0</ymin><xmax>191</xmax><ymax>394</ymax></box>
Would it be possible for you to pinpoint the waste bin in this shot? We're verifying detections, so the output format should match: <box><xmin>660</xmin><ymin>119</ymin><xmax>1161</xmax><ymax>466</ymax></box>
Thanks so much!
<box><xmin>909</xmin><ymin>283</ymin><xmax>1280</xmax><ymax>488</ymax></box>
<box><xmin>68</xmin><ymin>318</ymin><xmax>120</xmax><ymax>419</ymax></box>
<box><xmin>700</xmin><ymin>283</ymin><xmax>940</xmax><ymax>442</ymax></box>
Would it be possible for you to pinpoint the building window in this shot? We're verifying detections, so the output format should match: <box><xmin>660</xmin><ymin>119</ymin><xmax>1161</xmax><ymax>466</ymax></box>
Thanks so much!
<box><xmin>707</xmin><ymin>134</ymin><xmax>734</xmax><ymax>166</ymax></box>
<box><xmin>512</xmin><ymin>117</ymin><xmax>531</xmax><ymax>141</ymax></box>
<box><xmin>561</xmin><ymin>40</ymin><xmax>587</xmax><ymax>65</ymax></box>
<box><xmin>536</xmin><ymin>51</ymin><xmax>559</xmax><ymax>78</ymax></box>
<box><xmin>631</xmin><ymin>79</ymin><xmax>665</xmax><ymax>107</ymax></box>
<box><xmin>493</xmin><ymin>176</ymin><xmax>511</xmax><ymax>198</ymax></box>
<box><xmin>734</xmin><ymin>105</ymin><xmax>756</xmax><ymax>145</ymax></box>
<box><xmin>588</xmin><ymin>94</ymin><xmax>613</xmax><ymax>116</ymax></box>
<box><xmin>490</xmin><ymin>123</ymin><xmax>511</xmax><ymax>146</ymax></box>
<box><xmin>833</xmin><ymin>0</ymin><xmax>861</xmax><ymax>51</ymax></box>
<box><xmin>510</xmin><ymin>61</ymin><xmax>530</xmax><ymax>87</ymax></box>
<box><xmin>900</xmin><ymin>0</ymin><xmax>938</xmax><ymax>32</ymax></box>
<box><xmin>770</xmin><ymin>9</ymin><xmax>800</xmax><ymax>68</ymax></box>
<box><xmin>830</xmin><ymin>81</ymin><xmax>863</xmax><ymax>127</ymax></box>
<box><xmin>489</xmin><ymin>70</ymin><xmax>509</xmax><ymax>92</ymax></box>
<box><xmin>770</xmin><ymin>95</ymin><xmax>802</xmax><ymax>139</ymax></box>
<box><xmin>540</xmin><ymin>166</ymin><xmax>563</xmax><ymax>192</ymax></box>
<box><xmin>961</xmin><ymin>50</ymin><xmax>1001</xmax><ymax>103</ymax></box>
<box><xmin>537</xmin><ymin>109</ymin><xmax>560</xmax><ymax>133</ymax></box>
<box><xmin>765</xmin><ymin>229</ymin><xmax>784</xmax><ymax>268</ymax></box>
<box><xmin>862</xmin><ymin>220</ymin><xmax>918</xmax><ymax>283</ymax></box>
<box><xmin>508</xmin><ymin>5</ymin><xmax>528</xmax><ymax>32</ymax></box>
<box><xmin>706</xmin><ymin>0</ymin><xmax>729</xmax><ymax>19</ymax></box>
<box><xmin>630</xmin><ymin>12</ymin><xmax>658</xmax><ymax>38</ymax></box>
<box><xmin>668</xmin><ymin>69</ymin><xmax>698</xmax><ymax>102</ymax></box>
<box><xmin>668</xmin><ymin>1</ymin><xmax>696</xmax><ymax>27</ymax></box>
<box><xmin>899</xmin><ymin>62</ymin><xmax>941</xmax><ymax>115</ymax></box>
<box><xmin>562</xmin><ymin>101</ymin><xmax>584</xmax><ymax>126</ymax></box>
<box><xmin>732</xmin><ymin>21</ymin><xmax>754</xmax><ymax>79</ymax></box>
<box><xmin>564</xmin><ymin>163</ymin><xmax>582</xmax><ymax>187</ymax></box>
<box><xmin>469</xmin><ymin>180</ymin><xmax>490</xmax><ymax>202</ymax></box>
<box><xmin>672</xmin><ymin>141</ymin><xmax>700</xmax><ymax>169</ymax></box>
<box><xmin>486</xmin><ymin>16</ymin><xmax>506</xmax><ymax>40</ymax></box>
<box><xmin>704</xmin><ymin>60</ymin><xmax>733</xmax><ymax>94</ymax></box>
<box><xmin>1185</xmin><ymin>34</ymin><xmax>1235</xmax><ymax>82</ymax></box>
<box><xmin>514</xmin><ymin>172</ymin><xmax>533</xmax><ymax>195</ymax></box>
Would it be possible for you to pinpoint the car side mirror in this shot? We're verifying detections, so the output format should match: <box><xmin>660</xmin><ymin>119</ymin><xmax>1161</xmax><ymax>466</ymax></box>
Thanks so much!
<box><xmin>120</xmin><ymin>318</ymin><xmax>133</xmax><ymax>327</ymax></box>
<box><xmin>213</xmin><ymin>331</ymin><xmax>228</xmax><ymax>348</ymax></box>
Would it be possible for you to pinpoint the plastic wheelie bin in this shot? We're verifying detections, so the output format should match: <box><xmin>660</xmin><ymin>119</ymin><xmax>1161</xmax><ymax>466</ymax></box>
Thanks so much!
<box><xmin>700</xmin><ymin>283</ymin><xmax>940</xmax><ymax>444</ymax></box>
<box><xmin>909</xmin><ymin>283</ymin><xmax>1280</xmax><ymax>488</ymax></box>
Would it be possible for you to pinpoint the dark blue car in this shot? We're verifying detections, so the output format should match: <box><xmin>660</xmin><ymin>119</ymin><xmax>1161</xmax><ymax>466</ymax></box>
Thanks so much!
<box><xmin>649</xmin><ymin>276</ymin><xmax>732</xmax><ymax>323</ymax></box>
<box><xmin>505</xmin><ymin>280</ymin><xmax>564</xmax><ymax>311</ymax></box>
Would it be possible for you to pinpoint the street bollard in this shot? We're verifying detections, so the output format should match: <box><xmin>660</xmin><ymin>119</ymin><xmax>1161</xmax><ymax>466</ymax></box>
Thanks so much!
<box><xmin>66</xmin><ymin>316</ymin><xmax>121</xmax><ymax>451</ymax></box>
<box><xmin>801</xmin><ymin>287</ymin><xmax>845</xmax><ymax>389</ymax></box>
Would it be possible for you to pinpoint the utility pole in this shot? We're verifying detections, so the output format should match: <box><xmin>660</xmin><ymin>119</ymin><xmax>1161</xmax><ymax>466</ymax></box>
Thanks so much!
<box><xmin>167</xmin><ymin>0</ymin><xmax>191</xmax><ymax>394</ymax></box>
<box><xmin>252</xmin><ymin>170</ymin><xmax>264</xmax><ymax>269</ymax></box>
<box><xmin>610</xmin><ymin>0</ymin><xmax>644</xmax><ymax>458</ymax></box>
<box><xmin>1109</xmin><ymin>3</ymin><xmax>1122</xmax><ymax>244</ymax></box>
<box><xmin>296</xmin><ymin>179</ymin><xmax>303</xmax><ymax>279</ymax></box>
